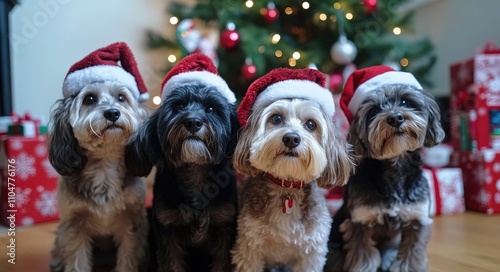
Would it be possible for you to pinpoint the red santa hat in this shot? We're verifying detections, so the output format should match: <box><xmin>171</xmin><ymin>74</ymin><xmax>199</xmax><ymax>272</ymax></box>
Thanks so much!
<box><xmin>160</xmin><ymin>53</ymin><xmax>236</xmax><ymax>104</ymax></box>
<box><xmin>237</xmin><ymin>68</ymin><xmax>334</xmax><ymax>127</ymax></box>
<box><xmin>63</xmin><ymin>42</ymin><xmax>149</xmax><ymax>102</ymax></box>
<box><xmin>340</xmin><ymin>65</ymin><xmax>422</xmax><ymax>123</ymax></box>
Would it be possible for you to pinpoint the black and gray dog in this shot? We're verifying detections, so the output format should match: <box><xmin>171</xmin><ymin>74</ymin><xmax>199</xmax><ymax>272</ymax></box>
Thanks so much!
<box><xmin>326</xmin><ymin>68</ymin><xmax>445</xmax><ymax>272</ymax></box>
<box><xmin>125</xmin><ymin>54</ymin><xmax>239</xmax><ymax>272</ymax></box>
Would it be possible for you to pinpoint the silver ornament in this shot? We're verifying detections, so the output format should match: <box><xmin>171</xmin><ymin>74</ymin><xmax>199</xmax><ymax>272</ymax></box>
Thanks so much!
<box><xmin>330</xmin><ymin>35</ymin><xmax>357</xmax><ymax>64</ymax></box>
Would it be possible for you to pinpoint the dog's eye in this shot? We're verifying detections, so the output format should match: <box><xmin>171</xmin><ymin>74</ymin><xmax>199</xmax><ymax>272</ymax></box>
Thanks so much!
<box><xmin>305</xmin><ymin>120</ymin><xmax>316</xmax><ymax>131</ymax></box>
<box><xmin>83</xmin><ymin>95</ymin><xmax>97</xmax><ymax>105</ymax></box>
<box><xmin>117</xmin><ymin>94</ymin><xmax>126</xmax><ymax>102</ymax></box>
<box><xmin>400</xmin><ymin>99</ymin><xmax>411</xmax><ymax>107</ymax></box>
<box><xmin>271</xmin><ymin>114</ymin><xmax>282</xmax><ymax>125</ymax></box>
<box><xmin>205</xmin><ymin>107</ymin><xmax>214</xmax><ymax>114</ymax></box>
<box><xmin>176</xmin><ymin>104</ymin><xmax>185</xmax><ymax>111</ymax></box>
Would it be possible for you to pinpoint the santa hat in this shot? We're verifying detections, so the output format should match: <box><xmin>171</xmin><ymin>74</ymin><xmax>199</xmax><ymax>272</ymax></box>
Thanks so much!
<box><xmin>340</xmin><ymin>65</ymin><xmax>422</xmax><ymax>123</ymax></box>
<box><xmin>160</xmin><ymin>53</ymin><xmax>236</xmax><ymax>103</ymax></box>
<box><xmin>238</xmin><ymin>68</ymin><xmax>334</xmax><ymax>127</ymax></box>
<box><xmin>63</xmin><ymin>42</ymin><xmax>149</xmax><ymax>102</ymax></box>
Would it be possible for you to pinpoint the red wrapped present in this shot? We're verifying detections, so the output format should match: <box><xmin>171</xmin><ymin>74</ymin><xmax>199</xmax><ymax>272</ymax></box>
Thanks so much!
<box><xmin>422</xmin><ymin>167</ymin><xmax>465</xmax><ymax>216</ymax></box>
<box><xmin>0</xmin><ymin>135</ymin><xmax>59</xmax><ymax>226</ymax></box>
<box><xmin>324</xmin><ymin>186</ymin><xmax>344</xmax><ymax>216</ymax></box>
<box><xmin>450</xmin><ymin>41</ymin><xmax>500</xmax><ymax>151</ymax></box>
<box><xmin>451</xmin><ymin>150</ymin><xmax>500</xmax><ymax>214</ymax></box>
<box><xmin>7</xmin><ymin>112</ymin><xmax>47</xmax><ymax>137</ymax></box>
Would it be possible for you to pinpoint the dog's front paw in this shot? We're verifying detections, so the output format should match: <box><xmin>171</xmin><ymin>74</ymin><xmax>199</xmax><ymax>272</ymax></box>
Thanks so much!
<box><xmin>389</xmin><ymin>258</ymin><xmax>427</xmax><ymax>272</ymax></box>
<box><xmin>49</xmin><ymin>258</ymin><xmax>64</xmax><ymax>272</ymax></box>
<box><xmin>344</xmin><ymin>247</ymin><xmax>381</xmax><ymax>272</ymax></box>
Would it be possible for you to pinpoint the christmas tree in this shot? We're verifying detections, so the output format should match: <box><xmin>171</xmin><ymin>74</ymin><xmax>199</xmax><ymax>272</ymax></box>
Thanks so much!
<box><xmin>146</xmin><ymin>0</ymin><xmax>435</xmax><ymax>102</ymax></box>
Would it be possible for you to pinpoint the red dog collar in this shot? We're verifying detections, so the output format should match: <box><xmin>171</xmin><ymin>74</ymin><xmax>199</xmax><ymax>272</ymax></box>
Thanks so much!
<box><xmin>266</xmin><ymin>173</ymin><xmax>304</xmax><ymax>189</ymax></box>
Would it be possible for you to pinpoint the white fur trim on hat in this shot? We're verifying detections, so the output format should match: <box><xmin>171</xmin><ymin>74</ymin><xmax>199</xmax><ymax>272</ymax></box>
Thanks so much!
<box><xmin>161</xmin><ymin>70</ymin><xmax>236</xmax><ymax>104</ymax></box>
<box><xmin>253</xmin><ymin>79</ymin><xmax>335</xmax><ymax>117</ymax></box>
<box><xmin>347</xmin><ymin>71</ymin><xmax>422</xmax><ymax>115</ymax></box>
<box><xmin>63</xmin><ymin>65</ymin><xmax>140</xmax><ymax>99</ymax></box>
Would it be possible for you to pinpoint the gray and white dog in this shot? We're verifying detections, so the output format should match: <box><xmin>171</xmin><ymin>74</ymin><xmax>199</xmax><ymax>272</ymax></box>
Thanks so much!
<box><xmin>326</xmin><ymin>67</ymin><xmax>445</xmax><ymax>272</ymax></box>
<box><xmin>48</xmin><ymin>42</ymin><xmax>150</xmax><ymax>272</ymax></box>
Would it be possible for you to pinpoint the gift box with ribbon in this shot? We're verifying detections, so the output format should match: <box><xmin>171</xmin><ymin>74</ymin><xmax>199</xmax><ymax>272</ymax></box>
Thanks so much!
<box><xmin>422</xmin><ymin>167</ymin><xmax>465</xmax><ymax>216</ymax></box>
<box><xmin>450</xmin><ymin>41</ymin><xmax>500</xmax><ymax>151</ymax></box>
<box><xmin>6</xmin><ymin>112</ymin><xmax>47</xmax><ymax>137</ymax></box>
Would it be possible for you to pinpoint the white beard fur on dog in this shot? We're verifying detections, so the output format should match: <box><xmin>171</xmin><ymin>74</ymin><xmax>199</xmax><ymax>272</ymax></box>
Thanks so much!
<box><xmin>232</xmin><ymin>99</ymin><xmax>352</xmax><ymax>272</ymax></box>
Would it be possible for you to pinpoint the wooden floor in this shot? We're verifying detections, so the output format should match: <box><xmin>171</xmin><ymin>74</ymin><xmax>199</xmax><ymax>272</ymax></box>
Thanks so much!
<box><xmin>0</xmin><ymin>212</ymin><xmax>499</xmax><ymax>272</ymax></box>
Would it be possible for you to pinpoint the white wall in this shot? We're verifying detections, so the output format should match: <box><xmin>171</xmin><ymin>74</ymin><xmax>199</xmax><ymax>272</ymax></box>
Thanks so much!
<box><xmin>412</xmin><ymin>0</ymin><xmax>500</xmax><ymax>96</ymax></box>
<box><xmin>9</xmin><ymin>0</ymin><xmax>500</xmax><ymax>121</ymax></box>
<box><xmin>9</xmin><ymin>0</ymin><xmax>173</xmax><ymax>121</ymax></box>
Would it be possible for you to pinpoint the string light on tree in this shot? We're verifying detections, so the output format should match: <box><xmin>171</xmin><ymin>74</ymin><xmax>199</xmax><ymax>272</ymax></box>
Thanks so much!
<box><xmin>263</xmin><ymin>2</ymin><xmax>279</xmax><ymax>24</ymax></box>
<box><xmin>345</xmin><ymin>13</ymin><xmax>353</xmax><ymax>20</ymax></box>
<box><xmin>400</xmin><ymin>58</ymin><xmax>409</xmax><ymax>67</ymax></box>
<box><xmin>168</xmin><ymin>54</ymin><xmax>177</xmax><ymax>63</ymax></box>
<box><xmin>245</xmin><ymin>0</ymin><xmax>254</xmax><ymax>8</ymax></box>
<box><xmin>275</xmin><ymin>50</ymin><xmax>283</xmax><ymax>57</ymax></box>
<box><xmin>285</xmin><ymin>7</ymin><xmax>293</xmax><ymax>15</ymax></box>
<box><xmin>319</xmin><ymin>13</ymin><xmax>327</xmax><ymax>21</ymax></box>
<box><xmin>288</xmin><ymin>58</ymin><xmax>297</xmax><ymax>67</ymax></box>
<box><xmin>393</xmin><ymin>27</ymin><xmax>402</xmax><ymax>35</ymax></box>
<box><xmin>153</xmin><ymin>96</ymin><xmax>162</xmax><ymax>105</ymax></box>
<box><xmin>169</xmin><ymin>16</ymin><xmax>179</xmax><ymax>25</ymax></box>
<box><xmin>292</xmin><ymin>51</ymin><xmax>301</xmax><ymax>60</ymax></box>
<box><xmin>271</xmin><ymin>33</ymin><xmax>281</xmax><ymax>44</ymax></box>
<box><xmin>220</xmin><ymin>22</ymin><xmax>239</xmax><ymax>50</ymax></box>
<box><xmin>302</xmin><ymin>1</ymin><xmax>310</xmax><ymax>9</ymax></box>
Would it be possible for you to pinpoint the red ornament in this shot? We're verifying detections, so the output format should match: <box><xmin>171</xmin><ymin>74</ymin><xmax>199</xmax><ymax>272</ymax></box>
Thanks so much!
<box><xmin>241</xmin><ymin>63</ymin><xmax>257</xmax><ymax>80</ymax></box>
<box><xmin>220</xmin><ymin>29</ymin><xmax>239</xmax><ymax>50</ymax></box>
<box><xmin>362</xmin><ymin>0</ymin><xmax>377</xmax><ymax>13</ymax></box>
<box><xmin>263</xmin><ymin>3</ymin><xmax>279</xmax><ymax>24</ymax></box>
<box><xmin>328</xmin><ymin>73</ymin><xmax>343</xmax><ymax>93</ymax></box>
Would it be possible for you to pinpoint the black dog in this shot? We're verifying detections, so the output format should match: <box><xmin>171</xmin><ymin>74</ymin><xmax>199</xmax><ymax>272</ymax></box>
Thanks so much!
<box><xmin>326</xmin><ymin>83</ymin><xmax>445</xmax><ymax>272</ymax></box>
<box><xmin>126</xmin><ymin>84</ymin><xmax>239</xmax><ymax>272</ymax></box>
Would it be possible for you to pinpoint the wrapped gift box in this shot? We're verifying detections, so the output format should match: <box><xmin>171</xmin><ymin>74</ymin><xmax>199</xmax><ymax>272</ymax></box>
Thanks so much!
<box><xmin>450</xmin><ymin>41</ymin><xmax>500</xmax><ymax>151</ymax></box>
<box><xmin>0</xmin><ymin>135</ymin><xmax>60</xmax><ymax>226</ymax></box>
<box><xmin>450</xmin><ymin>150</ymin><xmax>500</xmax><ymax>214</ymax></box>
<box><xmin>324</xmin><ymin>186</ymin><xmax>344</xmax><ymax>217</ymax></box>
<box><xmin>422</xmin><ymin>168</ymin><xmax>465</xmax><ymax>216</ymax></box>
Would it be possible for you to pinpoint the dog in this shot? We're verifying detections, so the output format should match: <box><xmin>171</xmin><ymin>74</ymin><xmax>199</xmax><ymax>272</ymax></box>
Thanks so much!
<box><xmin>231</xmin><ymin>68</ymin><xmax>354</xmax><ymax>272</ymax></box>
<box><xmin>48</xmin><ymin>81</ymin><xmax>150</xmax><ymax>272</ymax></box>
<box><xmin>326</xmin><ymin>77</ymin><xmax>445</xmax><ymax>271</ymax></box>
<box><xmin>125</xmin><ymin>57</ymin><xmax>240</xmax><ymax>271</ymax></box>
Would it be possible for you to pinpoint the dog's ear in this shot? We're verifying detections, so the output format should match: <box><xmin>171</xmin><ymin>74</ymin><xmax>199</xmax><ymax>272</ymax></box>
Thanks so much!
<box><xmin>224</xmin><ymin>108</ymin><xmax>240</xmax><ymax>165</ymax></box>
<box><xmin>346</xmin><ymin>118</ymin><xmax>367</xmax><ymax>158</ymax></box>
<box><xmin>48</xmin><ymin>98</ymin><xmax>88</xmax><ymax>176</ymax></box>
<box><xmin>422</xmin><ymin>91</ymin><xmax>445</xmax><ymax>147</ymax></box>
<box><xmin>233</xmin><ymin>124</ymin><xmax>261</xmax><ymax>177</ymax></box>
<box><xmin>317</xmin><ymin>120</ymin><xmax>355</xmax><ymax>189</ymax></box>
<box><xmin>125</xmin><ymin>111</ymin><xmax>162</xmax><ymax>177</ymax></box>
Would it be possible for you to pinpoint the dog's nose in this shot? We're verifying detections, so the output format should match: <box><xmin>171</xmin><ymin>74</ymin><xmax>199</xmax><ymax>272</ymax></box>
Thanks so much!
<box><xmin>282</xmin><ymin>133</ymin><xmax>301</xmax><ymax>149</ymax></box>
<box><xmin>184</xmin><ymin>118</ymin><xmax>203</xmax><ymax>133</ymax></box>
<box><xmin>387</xmin><ymin>112</ymin><xmax>405</xmax><ymax>128</ymax></box>
<box><xmin>103</xmin><ymin>109</ymin><xmax>121</xmax><ymax>122</ymax></box>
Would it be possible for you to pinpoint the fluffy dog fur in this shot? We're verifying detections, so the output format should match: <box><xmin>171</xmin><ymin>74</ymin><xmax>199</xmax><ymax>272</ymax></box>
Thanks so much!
<box><xmin>48</xmin><ymin>82</ymin><xmax>150</xmax><ymax>272</ymax></box>
<box><xmin>325</xmin><ymin>84</ymin><xmax>445</xmax><ymax>272</ymax></box>
<box><xmin>125</xmin><ymin>84</ymin><xmax>239</xmax><ymax>272</ymax></box>
<box><xmin>232</xmin><ymin>99</ymin><xmax>354</xmax><ymax>272</ymax></box>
